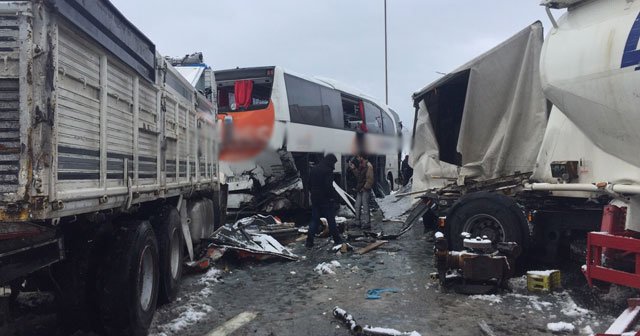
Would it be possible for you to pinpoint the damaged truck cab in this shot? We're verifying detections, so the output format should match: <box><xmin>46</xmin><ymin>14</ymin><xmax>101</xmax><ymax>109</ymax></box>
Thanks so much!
<box><xmin>412</xmin><ymin>0</ymin><xmax>640</xmax><ymax>268</ymax></box>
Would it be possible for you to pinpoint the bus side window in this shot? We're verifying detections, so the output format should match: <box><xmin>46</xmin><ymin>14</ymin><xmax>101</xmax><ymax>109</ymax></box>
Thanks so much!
<box><xmin>363</xmin><ymin>101</ymin><xmax>383</xmax><ymax>134</ymax></box>
<box><xmin>320</xmin><ymin>87</ymin><xmax>344</xmax><ymax>129</ymax></box>
<box><xmin>342</xmin><ymin>95</ymin><xmax>363</xmax><ymax>131</ymax></box>
<box><xmin>381</xmin><ymin>111</ymin><xmax>395</xmax><ymax>135</ymax></box>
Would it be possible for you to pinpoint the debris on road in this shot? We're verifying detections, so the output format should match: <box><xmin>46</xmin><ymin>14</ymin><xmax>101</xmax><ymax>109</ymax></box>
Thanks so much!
<box><xmin>206</xmin><ymin>221</ymin><xmax>299</xmax><ymax>261</ymax></box>
<box><xmin>595</xmin><ymin>298</ymin><xmax>640</xmax><ymax>336</ymax></box>
<box><xmin>333</xmin><ymin>306</ymin><xmax>364</xmax><ymax>334</ymax></box>
<box><xmin>234</xmin><ymin>214</ymin><xmax>299</xmax><ymax>243</ymax></box>
<box><xmin>527</xmin><ymin>270</ymin><xmax>562</xmax><ymax>292</ymax></box>
<box><xmin>365</xmin><ymin>199</ymin><xmax>434</xmax><ymax>240</ymax></box>
<box><xmin>376</xmin><ymin>184</ymin><xmax>414</xmax><ymax>221</ymax></box>
<box><xmin>365</xmin><ymin>288</ymin><xmax>399</xmax><ymax>300</ymax></box>
<box><xmin>433</xmin><ymin>232</ymin><xmax>521</xmax><ymax>294</ymax></box>
<box><xmin>333</xmin><ymin>306</ymin><xmax>422</xmax><ymax>336</ymax></box>
<box><xmin>357</xmin><ymin>241</ymin><xmax>389</xmax><ymax>255</ymax></box>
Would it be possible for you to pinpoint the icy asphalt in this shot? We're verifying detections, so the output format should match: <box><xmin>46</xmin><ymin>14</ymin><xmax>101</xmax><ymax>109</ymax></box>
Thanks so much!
<box><xmin>146</xmin><ymin>215</ymin><xmax>620</xmax><ymax>336</ymax></box>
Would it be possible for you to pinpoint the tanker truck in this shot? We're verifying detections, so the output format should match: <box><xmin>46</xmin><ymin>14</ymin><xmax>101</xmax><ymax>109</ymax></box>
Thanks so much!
<box><xmin>413</xmin><ymin>0</ymin><xmax>640</xmax><ymax>270</ymax></box>
<box><xmin>0</xmin><ymin>1</ymin><xmax>226</xmax><ymax>335</ymax></box>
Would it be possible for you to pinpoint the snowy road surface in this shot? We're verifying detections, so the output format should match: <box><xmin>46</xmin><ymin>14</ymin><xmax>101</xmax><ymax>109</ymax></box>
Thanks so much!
<box><xmin>0</xmin><ymin>214</ymin><xmax>626</xmax><ymax>336</ymax></box>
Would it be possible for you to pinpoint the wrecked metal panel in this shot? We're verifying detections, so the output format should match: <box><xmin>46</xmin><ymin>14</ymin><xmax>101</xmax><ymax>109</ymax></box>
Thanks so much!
<box><xmin>208</xmin><ymin>223</ymin><xmax>298</xmax><ymax>261</ymax></box>
<box><xmin>540</xmin><ymin>0</ymin><xmax>588</xmax><ymax>9</ymax></box>
<box><xmin>47</xmin><ymin>0</ymin><xmax>156</xmax><ymax>82</ymax></box>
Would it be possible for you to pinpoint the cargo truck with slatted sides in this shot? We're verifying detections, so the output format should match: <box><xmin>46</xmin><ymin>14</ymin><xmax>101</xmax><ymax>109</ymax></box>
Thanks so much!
<box><xmin>0</xmin><ymin>1</ymin><xmax>227</xmax><ymax>335</ymax></box>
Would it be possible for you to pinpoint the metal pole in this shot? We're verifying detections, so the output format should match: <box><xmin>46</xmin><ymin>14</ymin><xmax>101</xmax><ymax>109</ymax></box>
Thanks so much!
<box><xmin>384</xmin><ymin>0</ymin><xmax>389</xmax><ymax>105</ymax></box>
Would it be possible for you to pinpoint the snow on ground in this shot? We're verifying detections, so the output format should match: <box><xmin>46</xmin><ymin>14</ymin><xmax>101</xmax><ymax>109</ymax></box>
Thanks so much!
<box><xmin>508</xmin><ymin>275</ymin><xmax>528</xmax><ymax>291</ymax></box>
<box><xmin>464</xmin><ymin>274</ymin><xmax>600</xmax><ymax>334</ymax></box>
<box><xmin>547</xmin><ymin>321</ymin><xmax>575</xmax><ymax>332</ymax></box>
<box><xmin>363</xmin><ymin>326</ymin><xmax>422</xmax><ymax>336</ymax></box>
<box><xmin>197</xmin><ymin>267</ymin><xmax>223</xmax><ymax>285</ymax></box>
<box><xmin>159</xmin><ymin>303</ymin><xmax>214</xmax><ymax>334</ymax></box>
<box><xmin>470</xmin><ymin>294</ymin><xmax>503</xmax><ymax>305</ymax></box>
<box><xmin>314</xmin><ymin>261</ymin><xmax>341</xmax><ymax>275</ymax></box>
<box><xmin>152</xmin><ymin>268</ymin><xmax>223</xmax><ymax>335</ymax></box>
<box><xmin>557</xmin><ymin>293</ymin><xmax>592</xmax><ymax>317</ymax></box>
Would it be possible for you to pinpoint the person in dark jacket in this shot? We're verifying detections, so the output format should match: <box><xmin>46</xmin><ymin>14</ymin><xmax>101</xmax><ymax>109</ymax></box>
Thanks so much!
<box><xmin>401</xmin><ymin>155</ymin><xmax>413</xmax><ymax>186</ymax></box>
<box><xmin>306</xmin><ymin>154</ymin><xmax>343</xmax><ymax>248</ymax></box>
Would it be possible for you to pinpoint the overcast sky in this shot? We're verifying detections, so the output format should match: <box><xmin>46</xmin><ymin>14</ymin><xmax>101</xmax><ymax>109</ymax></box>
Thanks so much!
<box><xmin>110</xmin><ymin>0</ymin><xmax>555</xmax><ymax>128</ymax></box>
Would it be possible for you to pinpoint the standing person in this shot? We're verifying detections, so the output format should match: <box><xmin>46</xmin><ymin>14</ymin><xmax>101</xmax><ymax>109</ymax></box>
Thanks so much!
<box><xmin>401</xmin><ymin>155</ymin><xmax>413</xmax><ymax>186</ymax></box>
<box><xmin>354</xmin><ymin>156</ymin><xmax>374</xmax><ymax>230</ymax></box>
<box><xmin>306</xmin><ymin>154</ymin><xmax>343</xmax><ymax>248</ymax></box>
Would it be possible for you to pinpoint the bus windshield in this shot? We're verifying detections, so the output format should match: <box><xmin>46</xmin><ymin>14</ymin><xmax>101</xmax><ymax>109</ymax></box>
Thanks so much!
<box><xmin>215</xmin><ymin>67</ymin><xmax>274</xmax><ymax>113</ymax></box>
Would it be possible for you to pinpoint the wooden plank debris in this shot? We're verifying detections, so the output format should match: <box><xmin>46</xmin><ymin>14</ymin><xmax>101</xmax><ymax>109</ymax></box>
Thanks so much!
<box><xmin>356</xmin><ymin>240</ymin><xmax>388</xmax><ymax>255</ymax></box>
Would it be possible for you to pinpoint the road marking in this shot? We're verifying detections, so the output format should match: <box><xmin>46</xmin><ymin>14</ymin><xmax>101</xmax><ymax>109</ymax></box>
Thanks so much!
<box><xmin>205</xmin><ymin>311</ymin><xmax>258</xmax><ymax>336</ymax></box>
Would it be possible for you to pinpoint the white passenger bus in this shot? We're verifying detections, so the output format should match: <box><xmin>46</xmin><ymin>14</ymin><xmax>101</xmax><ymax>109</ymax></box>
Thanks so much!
<box><xmin>215</xmin><ymin>66</ymin><xmax>401</xmax><ymax>213</ymax></box>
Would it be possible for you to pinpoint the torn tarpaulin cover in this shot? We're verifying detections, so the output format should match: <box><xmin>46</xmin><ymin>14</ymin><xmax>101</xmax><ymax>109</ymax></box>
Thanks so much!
<box><xmin>206</xmin><ymin>220</ymin><xmax>299</xmax><ymax>261</ymax></box>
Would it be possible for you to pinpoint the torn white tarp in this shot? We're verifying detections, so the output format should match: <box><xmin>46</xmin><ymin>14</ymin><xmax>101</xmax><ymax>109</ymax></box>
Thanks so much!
<box><xmin>410</xmin><ymin>22</ymin><xmax>548</xmax><ymax>193</ymax></box>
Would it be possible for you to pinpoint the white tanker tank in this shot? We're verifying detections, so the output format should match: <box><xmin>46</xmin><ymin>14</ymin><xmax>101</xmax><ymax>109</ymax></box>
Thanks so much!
<box><xmin>534</xmin><ymin>0</ymin><xmax>640</xmax><ymax>295</ymax></box>
<box><xmin>533</xmin><ymin>0</ymin><xmax>640</xmax><ymax>233</ymax></box>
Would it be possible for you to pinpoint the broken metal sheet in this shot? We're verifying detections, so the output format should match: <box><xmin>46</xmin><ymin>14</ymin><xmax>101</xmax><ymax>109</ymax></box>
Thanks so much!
<box><xmin>362</xmin><ymin>200</ymin><xmax>432</xmax><ymax>241</ymax></box>
<box><xmin>334</xmin><ymin>182</ymin><xmax>356</xmax><ymax>214</ymax></box>
<box><xmin>236</xmin><ymin>214</ymin><xmax>299</xmax><ymax>243</ymax></box>
<box><xmin>207</xmin><ymin>221</ymin><xmax>299</xmax><ymax>261</ymax></box>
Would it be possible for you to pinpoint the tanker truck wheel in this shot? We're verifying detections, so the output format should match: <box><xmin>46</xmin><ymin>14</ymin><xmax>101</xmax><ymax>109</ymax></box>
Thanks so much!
<box><xmin>446</xmin><ymin>192</ymin><xmax>528</xmax><ymax>251</ymax></box>
<box><xmin>98</xmin><ymin>221</ymin><xmax>159</xmax><ymax>336</ymax></box>
<box><xmin>153</xmin><ymin>207</ymin><xmax>184</xmax><ymax>304</ymax></box>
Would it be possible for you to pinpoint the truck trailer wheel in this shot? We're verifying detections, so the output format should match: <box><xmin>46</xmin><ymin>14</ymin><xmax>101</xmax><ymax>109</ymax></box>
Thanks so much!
<box><xmin>446</xmin><ymin>192</ymin><xmax>528</xmax><ymax>251</ymax></box>
<box><xmin>153</xmin><ymin>207</ymin><xmax>183</xmax><ymax>304</ymax></box>
<box><xmin>98</xmin><ymin>221</ymin><xmax>159</xmax><ymax>336</ymax></box>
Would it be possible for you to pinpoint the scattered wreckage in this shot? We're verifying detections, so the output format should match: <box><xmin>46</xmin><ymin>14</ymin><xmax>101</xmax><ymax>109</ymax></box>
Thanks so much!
<box><xmin>432</xmin><ymin>232</ymin><xmax>521</xmax><ymax>295</ymax></box>
<box><xmin>333</xmin><ymin>307</ymin><xmax>422</xmax><ymax>336</ymax></box>
<box><xmin>204</xmin><ymin>215</ymin><xmax>300</xmax><ymax>261</ymax></box>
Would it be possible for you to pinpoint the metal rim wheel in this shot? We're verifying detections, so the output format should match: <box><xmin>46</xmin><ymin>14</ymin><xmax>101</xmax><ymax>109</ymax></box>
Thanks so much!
<box><xmin>169</xmin><ymin>228</ymin><xmax>180</xmax><ymax>280</ymax></box>
<box><xmin>138</xmin><ymin>245</ymin><xmax>155</xmax><ymax>312</ymax></box>
<box><xmin>462</xmin><ymin>213</ymin><xmax>506</xmax><ymax>243</ymax></box>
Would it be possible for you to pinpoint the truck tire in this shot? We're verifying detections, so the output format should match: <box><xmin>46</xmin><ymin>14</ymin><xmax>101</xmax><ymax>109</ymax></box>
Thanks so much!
<box><xmin>54</xmin><ymin>253</ymin><xmax>99</xmax><ymax>333</ymax></box>
<box><xmin>446</xmin><ymin>192</ymin><xmax>528</xmax><ymax>251</ymax></box>
<box><xmin>153</xmin><ymin>207</ymin><xmax>183</xmax><ymax>304</ymax></box>
<box><xmin>98</xmin><ymin>221</ymin><xmax>159</xmax><ymax>336</ymax></box>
